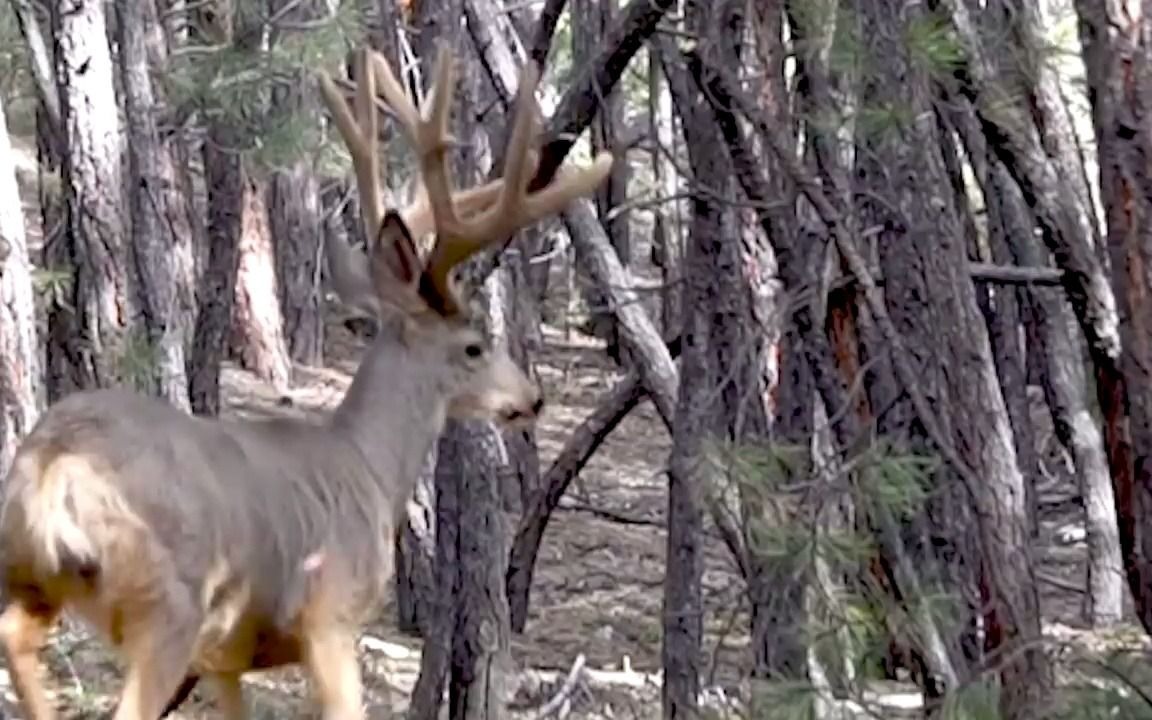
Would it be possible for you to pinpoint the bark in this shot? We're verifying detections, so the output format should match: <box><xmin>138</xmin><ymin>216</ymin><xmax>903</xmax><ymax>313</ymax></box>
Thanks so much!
<box><xmin>955</xmin><ymin>109</ymin><xmax>1125</xmax><ymax>627</ymax></box>
<box><xmin>1073</xmin><ymin>0</ymin><xmax>1152</xmax><ymax>634</ymax></box>
<box><xmin>269</xmin><ymin>163</ymin><xmax>324</xmax><ymax>366</ymax></box>
<box><xmin>571</xmin><ymin>0</ymin><xmax>630</xmax><ymax>361</ymax></box>
<box><xmin>647</xmin><ymin>46</ymin><xmax>681</xmax><ymax>336</ymax></box>
<box><xmin>8</xmin><ymin>0</ymin><xmax>61</xmax><ymax>150</ymax></box>
<box><xmin>660</xmin><ymin>6</ymin><xmax>747</xmax><ymax>715</ymax></box>
<box><xmin>115</xmin><ymin>0</ymin><xmax>195</xmax><ymax>411</ymax></box>
<box><xmin>525</xmin><ymin>0</ymin><xmax>676</xmax><ymax>192</ymax></box>
<box><xmin>409</xmin><ymin>439</ymin><xmax>457</xmax><ymax>720</ymax></box>
<box><xmin>260</xmin><ymin>0</ymin><xmax>325</xmax><ymax>366</ymax></box>
<box><xmin>406</xmin><ymin>24</ymin><xmax>516</xmax><ymax>717</ymax></box>
<box><xmin>748</xmin><ymin>0</ymin><xmax>809</xmax><ymax>686</ymax></box>
<box><xmin>447</xmin><ymin>420</ymin><xmax>514</xmax><ymax>720</ymax></box>
<box><xmin>854</xmin><ymin>3</ymin><xmax>1049</xmax><ymax>714</ymax></box>
<box><xmin>47</xmin><ymin>0</ymin><xmax>135</xmax><ymax>398</ymax></box>
<box><xmin>230</xmin><ymin>176</ymin><xmax>291</xmax><ymax>392</ymax></box>
<box><xmin>0</xmin><ymin>92</ymin><xmax>42</xmax><ymax>475</ymax></box>
<box><xmin>943</xmin><ymin>5</ymin><xmax>1141</xmax><ymax>640</ymax></box>
<box><xmin>682</xmin><ymin>45</ymin><xmax>965</xmax><ymax>694</ymax></box>
<box><xmin>188</xmin><ymin>122</ymin><xmax>245</xmax><ymax>416</ymax></box>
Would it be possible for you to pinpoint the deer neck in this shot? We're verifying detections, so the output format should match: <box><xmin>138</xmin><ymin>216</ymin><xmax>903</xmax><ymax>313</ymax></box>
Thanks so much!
<box><xmin>329</xmin><ymin>326</ymin><xmax>449</xmax><ymax>502</ymax></box>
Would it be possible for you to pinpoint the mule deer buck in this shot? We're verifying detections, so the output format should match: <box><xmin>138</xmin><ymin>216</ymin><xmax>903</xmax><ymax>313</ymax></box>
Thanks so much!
<box><xmin>0</xmin><ymin>45</ymin><xmax>612</xmax><ymax>720</ymax></box>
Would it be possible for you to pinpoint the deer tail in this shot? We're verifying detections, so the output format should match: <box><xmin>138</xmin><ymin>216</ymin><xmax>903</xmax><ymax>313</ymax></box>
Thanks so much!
<box><xmin>6</xmin><ymin>453</ymin><xmax>137</xmax><ymax>579</ymax></box>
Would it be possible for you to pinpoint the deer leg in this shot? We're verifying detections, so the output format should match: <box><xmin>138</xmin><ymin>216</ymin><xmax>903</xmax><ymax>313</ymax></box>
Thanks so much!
<box><xmin>112</xmin><ymin>598</ymin><xmax>201</xmax><ymax>720</ymax></box>
<box><xmin>303</xmin><ymin>626</ymin><xmax>365</xmax><ymax>720</ymax></box>
<box><xmin>207</xmin><ymin>672</ymin><xmax>247</xmax><ymax>720</ymax></box>
<box><xmin>0</xmin><ymin>598</ymin><xmax>61</xmax><ymax>720</ymax></box>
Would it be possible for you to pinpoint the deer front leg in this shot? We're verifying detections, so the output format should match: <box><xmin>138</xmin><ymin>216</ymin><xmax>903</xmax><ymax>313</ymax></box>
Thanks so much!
<box><xmin>303</xmin><ymin>626</ymin><xmax>365</xmax><ymax>720</ymax></box>
<box><xmin>207</xmin><ymin>672</ymin><xmax>247</xmax><ymax>720</ymax></box>
<box><xmin>0</xmin><ymin>598</ymin><xmax>61</xmax><ymax>720</ymax></box>
<box><xmin>112</xmin><ymin>595</ymin><xmax>201</xmax><ymax>720</ymax></box>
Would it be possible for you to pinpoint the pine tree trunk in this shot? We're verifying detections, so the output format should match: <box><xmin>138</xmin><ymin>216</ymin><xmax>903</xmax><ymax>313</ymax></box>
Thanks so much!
<box><xmin>114</xmin><ymin>0</ymin><xmax>195</xmax><ymax>410</ymax></box>
<box><xmin>1073</xmin><ymin>0</ymin><xmax>1152</xmax><ymax>633</ymax></box>
<box><xmin>48</xmin><ymin>0</ymin><xmax>134</xmax><ymax>397</ymax></box>
<box><xmin>189</xmin><ymin>122</ymin><xmax>245</xmax><ymax>416</ymax></box>
<box><xmin>965</xmin><ymin>121</ymin><xmax>1125</xmax><ymax>626</ymax></box>
<box><xmin>857</xmin><ymin>1</ymin><xmax>1050</xmax><ymax>713</ymax></box>
<box><xmin>269</xmin><ymin>165</ymin><xmax>323</xmax><ymax>366</ymax></box>
<box><xmin>231</xmin><ymin>176</ymin><xmax>291</xmax><ymax>392</ymax></box>
<box><xmin>0</xmin><ymin>93</ymin><xmax>42</xmax><ymax>474</ymax></box>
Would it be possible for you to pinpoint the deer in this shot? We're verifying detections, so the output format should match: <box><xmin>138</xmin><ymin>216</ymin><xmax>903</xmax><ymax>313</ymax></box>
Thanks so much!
<box><xmin>0</xmin><ymin>44</ymin><xmax>613</xmax><ymax>720</ymax></box>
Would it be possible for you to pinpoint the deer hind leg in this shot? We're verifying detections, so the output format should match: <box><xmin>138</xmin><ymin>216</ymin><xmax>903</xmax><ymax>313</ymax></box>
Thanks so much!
<box><xmin>303</xmin><ymin>626</ymin><xmax>365</xmax><ymax>720</ymax></box>
<box><xmin>0</xmin><ymin>596</ymin><xmax>61</xmax><ymax>720</ymax></box>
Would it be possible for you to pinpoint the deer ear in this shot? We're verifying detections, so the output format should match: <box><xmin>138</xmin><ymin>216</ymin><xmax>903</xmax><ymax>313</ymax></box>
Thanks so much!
<box><xmin>370</xmin><ymin>211</ymin><xmax>421</xmax><ymax>290</ymax></box>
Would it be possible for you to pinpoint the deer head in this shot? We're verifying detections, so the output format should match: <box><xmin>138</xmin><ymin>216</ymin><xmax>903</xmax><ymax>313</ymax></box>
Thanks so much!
<box><xmin>318</xmin><ymin>46</ymin><xmax>613</xmax><ymax>426</ymax></box>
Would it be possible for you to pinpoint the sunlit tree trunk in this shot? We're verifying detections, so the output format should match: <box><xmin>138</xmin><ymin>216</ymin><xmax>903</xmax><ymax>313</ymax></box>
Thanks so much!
<box><xmin>47</xmin><ymin>0</ymin><xmax>135</xmax><ymax>398</ymax></box>
<box><xmin>0</xmin><ymin>93</ymin><xmax>42</xmax><ymax>474</ymax></box>
<box><xmin>231</xmin><ymin>176</ymin><xmax>291</xmax><ymax>393</ymax></box>
<box><xmin>115</xmin><ymin>0</ymin><xmax>195</xmax><ymax>410</ymax></box>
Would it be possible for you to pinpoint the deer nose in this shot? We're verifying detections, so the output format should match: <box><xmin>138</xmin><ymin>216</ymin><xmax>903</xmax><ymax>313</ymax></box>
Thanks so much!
<box><xmin>531</xmin><ymin>396</ymin><xmax>545</xmax><ymax>415</ymax></box>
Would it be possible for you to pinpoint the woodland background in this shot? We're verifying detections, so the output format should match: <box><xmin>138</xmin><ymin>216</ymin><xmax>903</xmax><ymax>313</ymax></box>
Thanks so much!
<box><xmin>1</xmin><ymin>0</ymin><xmax>1152</xmax><ymax>718</ymax></box>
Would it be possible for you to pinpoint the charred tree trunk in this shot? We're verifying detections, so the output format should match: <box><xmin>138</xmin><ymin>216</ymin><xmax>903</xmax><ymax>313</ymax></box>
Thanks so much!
<box><xmin>115</xmin><ymin>0</ymin><xmax>195</xmax><ymax>410</ymax></box>
<box><xmin>0</xmin><ymin>93</ymin><xmax>42</xmax><ymax>474</ymax></box>
<box><xmin>47</xmin><ymin>0</ymin><xmax>135</xmax><ymax>398</ymax></box>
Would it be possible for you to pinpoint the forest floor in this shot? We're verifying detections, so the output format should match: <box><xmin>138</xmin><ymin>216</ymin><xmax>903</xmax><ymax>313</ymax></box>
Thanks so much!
<box><xmin>4</xmin><ymin>138</ymin><xmax>1152</xmax><ymax>718</ymax></box>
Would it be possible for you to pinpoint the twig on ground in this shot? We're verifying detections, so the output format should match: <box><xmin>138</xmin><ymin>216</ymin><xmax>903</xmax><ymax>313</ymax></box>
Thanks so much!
<box><xmin>557</xmin><ymin>499</ymin><xmax>664</xmax><ymax>527</ymax></box>
<box><xmin>534</xmin><ymin>654</ymin><xmax>587</xmax><ymax>720</ymax></box>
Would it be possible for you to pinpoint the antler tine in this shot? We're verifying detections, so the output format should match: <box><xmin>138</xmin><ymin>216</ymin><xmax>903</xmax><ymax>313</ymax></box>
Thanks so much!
<box><xmin>367</xmin><ymin>47</ymin><xmax>477</xmax><ymax>240</ymax></box>
<box><xmin>319</xmin><ymin>50</ymin><xmax>382</xmax><ymax>238</ymax></box>
<box><xmin>419</xmin><ymin>60</ymin><xmax>615</xmax><ymax>316</ymax></box>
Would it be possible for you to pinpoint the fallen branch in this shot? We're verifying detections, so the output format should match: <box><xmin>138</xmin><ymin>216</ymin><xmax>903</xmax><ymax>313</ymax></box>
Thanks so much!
<box><xmin>556</xmin><ymin>499</ymin><xmax>665</xmax><ymax>527</ymax></box>
<box><xmin>533</xmin><ymin>653</ymin><xmax>587</xmax><ymax>720</ymax></box>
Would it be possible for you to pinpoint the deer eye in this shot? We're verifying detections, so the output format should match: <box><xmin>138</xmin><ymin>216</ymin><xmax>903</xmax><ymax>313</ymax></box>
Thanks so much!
<box><xmin>464</xmin><ymin>343</ymin><xmax>484</xmax><ymax>359</ymax></box>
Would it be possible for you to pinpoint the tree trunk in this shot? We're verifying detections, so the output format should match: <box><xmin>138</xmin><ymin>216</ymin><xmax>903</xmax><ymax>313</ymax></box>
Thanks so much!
<box><xmin>570</xmin><ymin>0</ymin><xmax>628</xmax><ymax>360</ymax></box>
<box><xmin>0</xmin><ymin>92</ymin><xmax>42</xmax><ymax>474</ymax></box>
<box><xmin>114</xmin><ymin>0</ymin><xmax>195</xmax><ymax>410</ymax></box>
<box><xmin>647</xmin><ymin>45</ymin><xmax>681</xmax><ymax>337</ymax></box>
<box><xmin>960</xmin><ymin>114</ymin><xmax>1125</xmax><ymax>627</ymax></box>
<box><xmin>269</xmin><ymin>164</ymin><xmax>323</xmax><ymax>366</ymax></box>
<box><xmin>265</xmin><ymin>0</ymin><xmax>325</xmax><ymax>366</ymax></box>
<box><xmin>1073</xmin><ymin>0</ymin><xmax>1152</xmax><ymax>634</ymax></box>
<box><xmin>230</xmin><ymin>176</ymin><xmax>291</xmax><ymax>392</ymax></box>
<box><xmin>47</xmin><ymin>0</ymin><xmax>134</xmax><ymax>398</ymax></box>
<box><xmin>188</xmin><ymin>122</ymin><xmax>245</xmax><ymax>416</ymax></box>
<box><xmin>447</xmin><ymin>421</ymin><xmax>514</xmax><ymax>720</ymax></box>
<box><xmin>856</xmin><ymin>1</ymin><xmax>1050</xmax><ymax>714</ymax></box>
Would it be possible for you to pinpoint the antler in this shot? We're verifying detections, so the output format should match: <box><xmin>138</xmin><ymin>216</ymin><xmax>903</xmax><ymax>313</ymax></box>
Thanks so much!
<box><xmin>320</xmin><ymin>45</ymin><xmax>614</xmax><ymax>319</ymax></box>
